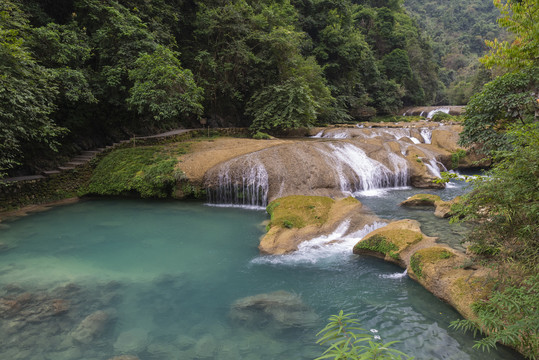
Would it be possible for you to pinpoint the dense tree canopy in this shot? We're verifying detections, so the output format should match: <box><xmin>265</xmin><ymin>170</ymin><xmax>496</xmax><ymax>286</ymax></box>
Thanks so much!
<box><xmin>1</xmin><ymin>0</ymin><xmax>502</xmax><ymax>175</ymax></box>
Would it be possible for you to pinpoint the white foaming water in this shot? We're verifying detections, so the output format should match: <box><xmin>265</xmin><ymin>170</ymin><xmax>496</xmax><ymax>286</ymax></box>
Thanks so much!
<box><xmin>311</xmin><ymin>130</ymin><xmax>324</xmax><ymax>138</ymax></box>
<box><xmin>420</xmin><ymin>128</ymin><xmax>432</xmax><ymax>144</ymax></box>
<box><xmin>380</xmin><ymin>269</ymin><xmax>408</xmax><ymax>279</ymax></box>
<box><xmin>207</xmin><ymin>156</ymin><xmax>269</xmax><ymax>207</ymax></box>
<box><xmin>251</xmin><ymin>221</ymin><xmax>387</xmax><ymax>265</ymax></box>
<box><xmin>354</xmin><ymin>186</ymin><xmax>411</xmax><ymax>197</ymax></box>
<box><xmin>426</xmin><ymin>107</ymin><xmax>450</xmax><ymax>119</ymax></box>
<box><xmin>205</xmin><ymin>203</ymin><xmax>266</xmax><ymax>211</ymax></box>
<box><xmin>321</xmin><ymin>143</ymin><xmax>408</xmax><ymax>193</ymax></box>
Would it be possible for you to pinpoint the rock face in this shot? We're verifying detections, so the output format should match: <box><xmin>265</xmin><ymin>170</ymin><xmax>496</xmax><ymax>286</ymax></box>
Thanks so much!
<box><xmin>229</xmin><ymin>290</ymin><xmax>318</xmax><ymax>329</ymax></box>
<box><xmin>200</xmin><ymin>123</ymin><xmax>466</xmax><ymax>206</ymax></box>
<box><xmin>260</xmin><ymin>196</ymin><xmax>379</xmax><ymax>255</ymax></box>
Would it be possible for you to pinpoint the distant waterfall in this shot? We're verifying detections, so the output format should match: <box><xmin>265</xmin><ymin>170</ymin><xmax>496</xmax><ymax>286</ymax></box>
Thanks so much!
<box><xmin>426</xmin><ymin>107</ymin><xmax>450</xmax><ymax>119</ymax></box>
<box><xmin>420</xmin><ymin>128</ymin><xmax>432</xmax><ymax>144</ymax></box>
<box><xmin>321</xmin><ymin>143</ymin><xmax>409</xmax><ymax>194</ymax></box>
<box><xmin>206</xmin><ymin>156</ymin><xmax>269</xmax><ymax>208</ymax></box>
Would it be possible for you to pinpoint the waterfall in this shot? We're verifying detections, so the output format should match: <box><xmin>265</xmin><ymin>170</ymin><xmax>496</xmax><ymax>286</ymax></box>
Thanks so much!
<box><xmin>321</xmin><ymin>143</ymin><xmax>409</xmax><ymax>195</ymax></box>
<box><xmin>426</xmin><ymin>107</ymin><xmax>450</xmax><ymax>119</ymax></box>
<box><xmin>251</xmin><ymin>221</ymin><xmax>387</xmax><ymax>265</ymax></box>
<box><xmin>206</xmin><ymin>156</ymin><xmax>269</xmax><ymax>208</ymax></box>
<box><xmin>420</xmin><ymin>128</ymin><xmax>432</xmax><ymax>144</ymax></box>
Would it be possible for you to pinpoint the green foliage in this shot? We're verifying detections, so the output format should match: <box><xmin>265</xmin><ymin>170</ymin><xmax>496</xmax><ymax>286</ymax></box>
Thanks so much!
<box><xmin>452</xmin><ymin>124</ymin><xmax>539</xmax><ymax>267</ymax></box>
<box><xmin>315</xmin><ymin>310</ymin><xmax>413</xmax><ymax>360</ymax></box>
<box><xmin>252</xmin><ymin>131</ymin><xmax>271</xmax><ymax>140</ymax></box>
<box><xmin>85</xmin><ymin>146</ymin><xmax>179</xmax><ymax>198</ymax></box>
<box><xmin>0</xmin><ymin>0</ymin><xmax>66</xmax><ymax>176</ymax></box>
<box><xmin>248</xmin><ymin>77</ymin><xmax>323</xmax><ymax>132</ymax></box>
<box><xmin>409</xmin><ymin>253</ymin><xmax>423</xmax><ymax>278</ymax></box>
<box><xmin>127</xmin><ymin>44</ymin><xmax>204</xmax><ymax>125</ymax></box>
<box><xmin>459</xmin><ymin>66</ymin><xmax>538</xmax><ymax>154</ymax></box>
<box><xmin>450</xmin><ymin>273</ymin><xmax>539</xmax><ymax>358</ymax></box>
<box><xmin>404</xmin><ymin>0</ymin><xmax>503</xmax><ymax>104</ymax></box>
<box><xmin>354</xmin><ymin>234</ymin><xmax>400</xmax><ymax>260</ymax></box>
<box><xmin>482</xmin><ymin>0</ymin><xmax>539</xmax><ymax>70</ymax></box>
<box><xmin>451</xmin><ymin>149</ymin><xmax>467</xmax><ymax>168</ymax></box>
<box><xmin>282</xmin><ymin>219</ymin><xmax>294</xmax><ymax>229</ymax></box>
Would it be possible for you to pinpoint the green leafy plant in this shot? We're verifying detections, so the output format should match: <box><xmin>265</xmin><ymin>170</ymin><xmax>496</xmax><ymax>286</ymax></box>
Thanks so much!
<box><xmin>451</xmin><ymin>149</ymin><xmax>467</xmax><ymax>169</ymax></box>
<box><xmin>450</xmin><ymin>273</ymin><xmax>539</xmax><ymax>358</ymax></box>
<box><xmin>316</xmin><ymin>311</ymin><xmax>413</xmax><ymax>360</ymax></box>
<box><xmin>409</xmin><ymin>253</ymin><xmax>423</xmax><ymax>278</ymax></box>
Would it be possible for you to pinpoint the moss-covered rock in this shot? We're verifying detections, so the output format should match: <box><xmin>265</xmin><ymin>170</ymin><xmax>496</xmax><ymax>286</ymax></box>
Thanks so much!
<box><xmin>353</xmin><ymin>219</ymin><xmax>425</xmax><ymax>266</ymax></box>
<box><xmin>400</xmin><ymin>194</ymin><xmax>441</xmax><ymax>207</ymax></box>
<box><xmin>400</xmin><ymin>194</ymin><xmax>461</xmax><ymax>218</ymax></box>
<box><xmin>260</xmin><ymin>196</ymin><xmax>378</xmax><ymax>255</ymax></box>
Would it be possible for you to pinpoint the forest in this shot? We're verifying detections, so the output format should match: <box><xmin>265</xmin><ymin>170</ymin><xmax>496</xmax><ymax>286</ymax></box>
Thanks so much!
<box><xmin>0</xmin><ymin>0</ymin><xmax>493</xmax><ymax>176</ymax></box>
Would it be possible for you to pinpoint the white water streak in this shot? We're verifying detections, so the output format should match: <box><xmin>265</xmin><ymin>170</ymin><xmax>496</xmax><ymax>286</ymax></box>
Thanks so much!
<box><xmin>251</xmin><ymin>221</ymin><xmax>387</xmax><ymax>265</ymax></box>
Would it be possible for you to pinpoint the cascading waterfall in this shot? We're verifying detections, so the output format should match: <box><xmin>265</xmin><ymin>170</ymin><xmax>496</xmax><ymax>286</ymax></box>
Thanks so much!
<box><xmin>252</xmin><ymin>220</ymin><xmax>387</xmax><ymax>265</ymax></box>
<box><xmin>206</xmin><ymin>156</ymin><xmax>269</xmax><ymax>208</ymax></box>
<box><xmin>420</xmin><ymin>128</ymin><xmax>432</xmax><ymax>144</ymax></box>
<box><xmin>320</xmin><ymin>143</ymin><xmax>409</xmax><ymax>195</ymax></box>
<box><xmin>426</xmin><ymin>107</ymin><xmax>450</xmax><ymax>119</ymax></box>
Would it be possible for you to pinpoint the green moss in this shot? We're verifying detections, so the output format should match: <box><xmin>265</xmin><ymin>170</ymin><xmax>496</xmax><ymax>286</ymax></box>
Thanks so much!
<box><xmin>410</xmin><ymin>247</ymin><xmax>455</xmax><ymax>278</ymax></box>
<box><xmin>83</xmin><ymin>145</ymin><xmax>185</xmax><ymax>198</ymax></box>
<box><xmin>266</xmin><ymin>195</ymin><xmax>338</xmax><ymax>229</ymax></box>
<box><xmin>410</xmin><ymin>253</ymin><xmax>423</xmax><ymax>278</ymax></box>
<box><xmin>451</xmin><ymin>149</ymin><xmax>467</xmax><ymax>168</ymax></box>
<box><xmin>252</xmin><ymin>131</ymin><xmax>271</xmax><ymax>140</ymax></box>
<box><xmin>354</xmin><ymin>234</ymin><xmax>400</xmax><ymax>260</ymax></box>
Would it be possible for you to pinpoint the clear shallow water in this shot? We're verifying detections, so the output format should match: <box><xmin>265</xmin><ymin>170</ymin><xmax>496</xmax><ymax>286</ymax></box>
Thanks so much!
<box><xmin>0</xmin><ymin>198</ymin><xmax>522</xmax><ymax>360</ymax></box>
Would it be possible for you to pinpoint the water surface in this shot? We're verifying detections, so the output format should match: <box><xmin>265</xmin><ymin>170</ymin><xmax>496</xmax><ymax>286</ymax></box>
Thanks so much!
<box><xmin>0</xmin><ymin>198</ymin><xmax>521</xmax><ymax>359</ymax></box>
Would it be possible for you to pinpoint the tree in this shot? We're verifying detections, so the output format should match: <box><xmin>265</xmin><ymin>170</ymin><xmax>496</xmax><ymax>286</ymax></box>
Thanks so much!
<box><xmin>127</xmin><ymin>45</ymin><xmax>204</xmax><ymax>126</ymax></box>
<box><xmin>481</xmin><ymin>0</ymin><xmax>539</xmax><ymax>70</ymax></box>
<box><xmin>0</xmin><ymin>0</ymin><xmax>66</xmax><ymax>176</ymax></box>
<box><xmin>458</xmin><ymin>66</ymin><xmax>538</xmax><ymax>153</ymax></box>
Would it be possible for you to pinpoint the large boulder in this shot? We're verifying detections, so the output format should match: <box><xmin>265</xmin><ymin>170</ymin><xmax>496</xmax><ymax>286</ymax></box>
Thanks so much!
<box><xmin>113</xmin><ymin>328</ymin><xmax>149</xmax><ymax>354</ymax></box>
<box><xmin>260</xmin><ymin>196</ymin><xmax>379</xmax><ymax>255</ymax></box>
<box><xmin>353</xmin><ymin>219</ymin><xmax>432</xmax><ymax>266</ymax></box>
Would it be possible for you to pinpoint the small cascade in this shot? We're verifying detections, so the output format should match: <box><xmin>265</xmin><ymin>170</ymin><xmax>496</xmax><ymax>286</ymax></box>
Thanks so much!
<box><xmin>380</xmin><ymin>269</ymin><xmax>408</xmax><ymax>279</ymax></box>
<box><xmin>206</xmin><ymin>156</ymin><xmax>269</xmax><ymax>208</ymax></box>
<box><xmin>426</xmin><ymin>107</ymin><xmax>450</xmax><ymax>119</ymax></box>
<box><xmin>251</xmin><ymin>221</ymin><xmax>387</xmax><ymax>265</ymax></box>
<box><xmin>321</xmin><ymin>143</ymin><xmax>409</xmax><ymax>195</ymax></box>
<box><xmin>420</xmin><ymin>128</ymin><xmax>432</xmax><ymax>144</ymax></box>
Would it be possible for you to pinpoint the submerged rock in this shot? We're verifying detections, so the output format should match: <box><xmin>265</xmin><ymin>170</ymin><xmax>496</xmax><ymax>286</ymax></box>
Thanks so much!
<box><xmin>113</xmin><ymin>327</ymin><xmax>149</xmax><ymax>354</ymax></box>
<box><xmin>70</xmin><ymin>310</ymin><xmax>112</xmax><ymax>344</ymax></box>
<box><xmin>229</xmin><ymin>290</ymin><xmax>318</xmax><ymax>329</ymax></box>
<box><xmin>107</xmin><ymin>356</ymin><xmax>140</xmax><ymax>360</ymax></box>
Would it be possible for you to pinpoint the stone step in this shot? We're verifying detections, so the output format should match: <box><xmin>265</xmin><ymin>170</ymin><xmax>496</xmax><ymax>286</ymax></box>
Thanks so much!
<box><xmin>42</xmin><ymin>170</ymin><xmax>61</xmax><ymax>176</ymax></box>
<box><xmin>96</xmin><ymin>148</ymin><xmax>106</xmax><ymax>152</ymax></box>
<box><xmin>1</xmin><ymin>175</ymin><xmax>46</xmax><ymax>182</ymax></box>
<box><xmin>65</xmin><ymin>161</ymin><xmax>86</xmax><ymax>166</ymax></box>
<box><xmin>80</xmin><ymin>151</ymin><xmax>99</xmax><ymax>156</ymax></box>
<box><xmin>58</xmin><ymin>166</ymin><xmax>76</xmax><ymax>171</ymax></box>
<box><xmin>71</xmin><ymin>156</ymin><xmax>92</xmax><ymax>162</ymax></box>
